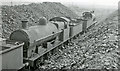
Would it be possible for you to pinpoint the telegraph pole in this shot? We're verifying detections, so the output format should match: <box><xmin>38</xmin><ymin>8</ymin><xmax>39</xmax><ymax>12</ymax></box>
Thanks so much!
<box><xmin>11</xmin><ymin>1</ymin><xmax>13</xmax><ymax>7</ymax></box>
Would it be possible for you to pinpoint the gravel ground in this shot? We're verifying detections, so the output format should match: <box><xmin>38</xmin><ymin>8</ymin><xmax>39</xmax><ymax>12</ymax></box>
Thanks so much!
<box><xmin>39</xmin><ymin>11</ymin><xmax>119</xmax><ymax>69</ymax></box>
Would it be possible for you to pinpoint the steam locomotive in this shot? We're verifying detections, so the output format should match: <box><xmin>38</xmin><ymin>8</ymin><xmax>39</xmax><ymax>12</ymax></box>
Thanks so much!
<box><xmin>0</xmin><ymin>11</ymin><xmax>97</xmax><ymax>70</ymax></box>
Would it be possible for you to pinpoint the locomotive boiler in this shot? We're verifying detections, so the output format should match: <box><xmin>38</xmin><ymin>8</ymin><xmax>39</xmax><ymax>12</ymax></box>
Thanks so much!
<box><xmin>9</xmin><ymin>17</ymin><xmax>64</xmax><ymax>67</ymax></box>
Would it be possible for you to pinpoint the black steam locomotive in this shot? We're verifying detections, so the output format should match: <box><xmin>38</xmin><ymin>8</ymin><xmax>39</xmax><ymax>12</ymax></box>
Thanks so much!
<box><xmin>0</xmin><ymin>11</ymin><xmax>97</xmax><ymax>70</ymax></box>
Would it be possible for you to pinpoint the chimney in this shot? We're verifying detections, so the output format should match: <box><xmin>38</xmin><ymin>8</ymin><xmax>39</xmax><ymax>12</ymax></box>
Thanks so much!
<box><xmin>21</xmin><ymin>19</ymin><xmax>28</xmax><ymax>29</ymax></box>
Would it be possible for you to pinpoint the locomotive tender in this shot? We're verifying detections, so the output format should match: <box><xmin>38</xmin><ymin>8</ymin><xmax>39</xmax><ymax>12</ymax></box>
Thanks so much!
<box><xmin>0</xmin><ymin>11</ymin><xmax>97</xmax><ymax>70</ymax></box>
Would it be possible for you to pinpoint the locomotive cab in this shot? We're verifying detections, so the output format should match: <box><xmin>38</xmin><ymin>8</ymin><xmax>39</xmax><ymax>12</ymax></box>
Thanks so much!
<box><xmin>49</xmin><ymin>17</ymin><xmax>70</xmax><ymax>30</ymax></box>
<box><xmin>50</xmin><ymin>17</ymin><xmax>70</xmax><ymax>41</ymax></box>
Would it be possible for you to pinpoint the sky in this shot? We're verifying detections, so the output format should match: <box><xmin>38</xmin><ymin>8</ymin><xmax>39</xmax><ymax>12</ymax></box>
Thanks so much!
<box><xmin>1</xmin><ymin>0</ymin><xmax>120</xmax><ymax>7</ymax></box>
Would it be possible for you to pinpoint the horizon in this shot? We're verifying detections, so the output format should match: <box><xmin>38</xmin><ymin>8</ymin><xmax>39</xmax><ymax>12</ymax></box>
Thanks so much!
<box><xmin>1</xmin><ymin>0</ymin><xmax>119</xmax><ymax>7</ymax></box>
<box><xmin>1</xmin><ymin>1</ymin><xmax>118</xmax><ymax>10</ymax></box>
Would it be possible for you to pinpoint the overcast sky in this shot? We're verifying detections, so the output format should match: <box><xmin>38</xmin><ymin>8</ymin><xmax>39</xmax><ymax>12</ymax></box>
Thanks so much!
<box><xmin>1</xmin><ymin>0</ymin><xmax>119</xmax><ymax>7</ymax></box>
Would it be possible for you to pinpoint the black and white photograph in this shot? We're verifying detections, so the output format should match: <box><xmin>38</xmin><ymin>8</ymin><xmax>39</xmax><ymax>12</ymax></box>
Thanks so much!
<box><xmin>0</xmin><ymin>0</ymin><xmax>119</xmax><ymax>71</ymax></box>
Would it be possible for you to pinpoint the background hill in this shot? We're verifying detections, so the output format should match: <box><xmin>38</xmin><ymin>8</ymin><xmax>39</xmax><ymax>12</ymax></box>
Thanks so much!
<box><xmin>1</xmin><ymin>2</ymin><xmax>78</xmax><ymax>38</ymax></box>
<box><xmin>66</xmin><ymin>4</ymin><xmax>116</xmax><ymax>21</ymax></box>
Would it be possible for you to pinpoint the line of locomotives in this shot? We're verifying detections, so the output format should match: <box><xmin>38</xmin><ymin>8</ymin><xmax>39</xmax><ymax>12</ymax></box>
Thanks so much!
<box><xmin>0</xmin><ymin>11</ymin><xmax>97</xmax><ymax>71</ymax></box>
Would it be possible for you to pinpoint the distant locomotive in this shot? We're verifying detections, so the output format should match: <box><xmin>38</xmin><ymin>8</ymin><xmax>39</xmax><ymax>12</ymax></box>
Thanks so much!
<box><xmin>0</xmin><ymin>11</ymin><xmax>97</xmax><ymax>71</ymax></box>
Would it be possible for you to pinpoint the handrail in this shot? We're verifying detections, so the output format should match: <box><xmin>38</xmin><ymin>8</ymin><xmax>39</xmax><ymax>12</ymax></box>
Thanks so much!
<box><xmin>35</xmin><ymin>30</ymin><xmax>62</xmax><ymax>43</ymax></box>
<box><xmin>0</xmin><ymin>42</ymin><xmax>24</xmax><ymax>54</ymax></box>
